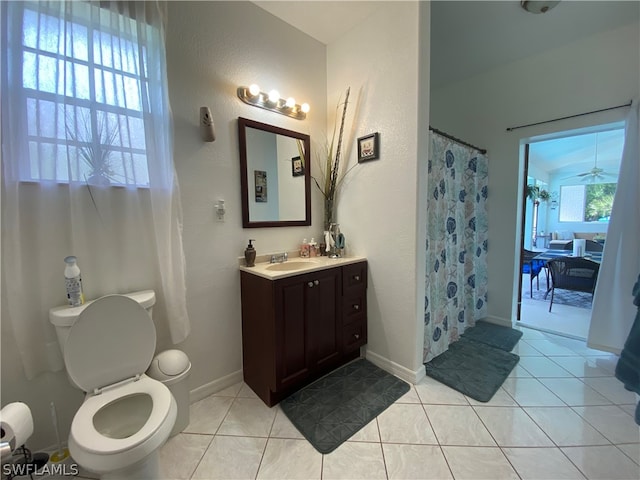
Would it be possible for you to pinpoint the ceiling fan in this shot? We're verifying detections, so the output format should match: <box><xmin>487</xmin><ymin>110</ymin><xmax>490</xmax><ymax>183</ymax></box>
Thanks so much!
<box><xmin>566</xmin><ymin>133</ymin><xmax>617</xmax><ymax>182</ymax></box>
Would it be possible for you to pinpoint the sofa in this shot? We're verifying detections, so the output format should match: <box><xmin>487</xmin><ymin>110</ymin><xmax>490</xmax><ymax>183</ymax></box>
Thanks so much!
<box><xmin>548</xmin><ymin>232</ymin><xmax>605</xmax><ymax>249</ymax></box>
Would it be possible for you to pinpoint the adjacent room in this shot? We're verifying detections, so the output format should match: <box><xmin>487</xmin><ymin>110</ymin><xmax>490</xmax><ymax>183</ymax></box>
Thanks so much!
<box><xmin>519</xmin><ymin>125</ymin><xmax>625</xmax><ymax>339</ymax></box>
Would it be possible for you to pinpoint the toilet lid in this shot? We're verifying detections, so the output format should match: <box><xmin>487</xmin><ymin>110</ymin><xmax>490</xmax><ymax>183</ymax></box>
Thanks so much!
<box><xmin>64</xmin><ymin>295</ymin><xmax>156</xmax><ymax>392</ymax></box>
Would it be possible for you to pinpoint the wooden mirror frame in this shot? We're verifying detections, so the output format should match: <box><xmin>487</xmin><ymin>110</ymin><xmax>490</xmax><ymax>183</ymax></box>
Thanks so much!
<box><xmin>238</xmin><ymin>117</ymin><xmax>311</xmax><ymax>228</ymax></box>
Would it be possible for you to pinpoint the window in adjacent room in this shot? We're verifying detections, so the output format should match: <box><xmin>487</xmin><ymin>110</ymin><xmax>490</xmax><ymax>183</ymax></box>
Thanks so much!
<box><xmin>559</xmin><ymin>183</ymin><xmax>617</xmax><ymax>223</ymax></box>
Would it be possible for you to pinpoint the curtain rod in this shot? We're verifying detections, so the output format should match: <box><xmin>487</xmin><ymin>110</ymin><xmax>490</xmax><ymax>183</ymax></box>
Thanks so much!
<box><xmin>506</xmin><ymin>100</ymin><xmax>632</xmax><ymax>132</ymax></box>
<box><xmin>429</xmin><ymin>126</ymin><xmax>487</xmax><ymax>154</ymax></box>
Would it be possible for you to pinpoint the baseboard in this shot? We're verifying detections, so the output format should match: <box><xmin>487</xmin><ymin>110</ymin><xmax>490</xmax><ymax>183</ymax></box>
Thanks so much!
<box><xmin>189</xmin><ymin>369</ymin><xmax>244</xmax><ymax>403</ymax></box>
<box><xmin>365</xmin><ymin>350</ymin><xmax>425</xmax><ymax>384</ymax></box>
<box><xmin>481</xmin><ymin>315</ymin><xmax>512</xmax><ymax>328</ymax></box>
<box><xmin>585</xmin><ymin>341</ymin><xmax>622</xmax><ymax>356</ymax></box>
<box><xmin>517</xmin><ymin>322</ymin><xmax>586</xmax><ymax>342</ymax></box>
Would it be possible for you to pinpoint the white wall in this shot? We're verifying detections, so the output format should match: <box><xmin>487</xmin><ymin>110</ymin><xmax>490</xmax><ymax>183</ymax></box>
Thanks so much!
<box><xmin>275</xmin><ymin>134</ymin><xmax>306</xmax><ymax>221</ymax></box>
<box><xmin>0</xmin><ymin>1</ymin><xmax>328</xmax><ymax>450</ymax></box>
<box><xmin>326</xmin><ymin>1</ymin><xmax>429</xmax><ymax>379</ymax></box>
<box><xmin>246</xmin><ymin>128</ymin><xmax>279</xmax><ymax>221</ymax></box>
<box><xmin>167</xmin><ymin>0</ymin><xmax>327</xmax><ymax>398</ymax></box>
<box><xmin>431</xmin><ymin>21</ymin><xmax>640</xmax><ymax>324</ymax></box>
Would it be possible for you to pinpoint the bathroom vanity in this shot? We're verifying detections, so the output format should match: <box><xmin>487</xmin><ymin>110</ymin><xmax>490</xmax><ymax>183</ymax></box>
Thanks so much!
<box><xmin>239</xmin><ymin>257</ymin><xmax>367</xmax><ymax>406</ymax></box>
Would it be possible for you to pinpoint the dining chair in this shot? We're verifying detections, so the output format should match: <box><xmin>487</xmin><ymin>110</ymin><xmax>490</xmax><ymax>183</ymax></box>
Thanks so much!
<box><xmin>522</xmin><ymin>249</ymin><xmax>544</xmax><ymax>298</ymax></box>
<box><xmin>546</xmin><ymin>257</ymin><xmax>600</xmax><ymax>312</ymax></box>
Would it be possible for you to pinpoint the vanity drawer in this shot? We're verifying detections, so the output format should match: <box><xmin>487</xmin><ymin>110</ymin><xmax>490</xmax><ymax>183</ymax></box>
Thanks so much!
<box><xmin>343</xmin><ymin>294</ymin><xmax>366</xmax><ymax>325</ymax></box>
<box><xmin>343</xmin><ymin>320</ymin><xmax>367</xmax><ymax>352</ymax></box>
<box><xmin>343</xmin><ymin>262</ymin><xmax>367</xmax><ymax>294</ymax></box>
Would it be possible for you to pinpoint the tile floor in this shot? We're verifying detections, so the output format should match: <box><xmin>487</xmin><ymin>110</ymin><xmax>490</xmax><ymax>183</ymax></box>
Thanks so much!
<box><xmin>157</xmin><ymin>328</ymin><xmax>640</xmax><ymax>480</ymax></box>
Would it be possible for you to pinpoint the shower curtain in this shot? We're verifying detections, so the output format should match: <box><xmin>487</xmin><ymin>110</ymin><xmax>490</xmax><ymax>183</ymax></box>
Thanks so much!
<box><xmin>588</xmin><ymin>99</ymin><xmax>640</xmax><ymax>353</ymax></box>
<box><xmin>424</xmin><ymin>132</ymin><xmax>488</xmax><ymax>363</ymax></box>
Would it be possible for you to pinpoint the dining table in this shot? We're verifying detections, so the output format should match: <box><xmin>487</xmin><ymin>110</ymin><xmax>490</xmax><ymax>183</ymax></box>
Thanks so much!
<box><xmin>533</xmin><ymin>249</ymin><xmax>602</xmax><ymax>264</ymax></box>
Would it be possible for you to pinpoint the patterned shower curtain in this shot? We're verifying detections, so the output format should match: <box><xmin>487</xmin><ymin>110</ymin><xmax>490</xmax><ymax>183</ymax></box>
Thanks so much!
<box><xmin>424</xmin><ymin>132</ymin><xmax>489</xmax><ymax>363</ymax></box>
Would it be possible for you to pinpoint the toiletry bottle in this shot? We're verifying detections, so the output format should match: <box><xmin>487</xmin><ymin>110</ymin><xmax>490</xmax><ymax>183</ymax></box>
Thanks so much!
<box><xmin>300</xmin><ymin>238</ymin><xmax>310</xmax><ymax>258</ymax></box>
<box><xmin>64</xmin><ymin>256</ymin><xmax>84</xmax><ymax>307</ymax></box>
<box><xmin>244</xmin><ymin>239</ymin><xmax>256</xmax><ymax>267</ymax></box>
<box><xmin>309</xmin><ymin>238</ymin><xmax>318</xmax><ymax>257</ymax></box>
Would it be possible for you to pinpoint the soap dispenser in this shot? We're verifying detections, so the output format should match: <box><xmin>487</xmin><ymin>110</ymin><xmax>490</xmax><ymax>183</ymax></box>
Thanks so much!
<box><xmin>244</xmin><ymin>239</ymin><xmax>256</xmax><ymax>267</ymax></box>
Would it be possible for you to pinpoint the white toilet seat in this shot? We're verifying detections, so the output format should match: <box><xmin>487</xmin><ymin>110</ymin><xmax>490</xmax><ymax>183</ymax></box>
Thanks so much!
<box><xmin>70</xmin><ymin>375</ymin><xmax>173</xmax><ymax>455</ymax></box>
<box><xmin>69</xmin><ymin>375</ymin><xmax>177</xmax><ymax>475</ymax></box>
<box><xmin>61</xmin><ymin>294</ymin><xmax>177</xmax><ymax>477</ymax></box>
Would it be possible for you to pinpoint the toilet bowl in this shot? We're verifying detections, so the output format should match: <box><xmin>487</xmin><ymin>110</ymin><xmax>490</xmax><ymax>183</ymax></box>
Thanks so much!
<box><xmin>49</xmin><ymin>292</ymin><xmax>177</xmax><ymax>479</ymax></box>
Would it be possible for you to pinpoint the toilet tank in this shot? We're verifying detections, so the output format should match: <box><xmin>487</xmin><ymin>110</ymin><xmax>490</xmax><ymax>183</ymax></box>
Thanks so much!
<box><xmin>49</xmin><ymin>290</ymin><xmax>156</xmax><ymax>356</ymax></box>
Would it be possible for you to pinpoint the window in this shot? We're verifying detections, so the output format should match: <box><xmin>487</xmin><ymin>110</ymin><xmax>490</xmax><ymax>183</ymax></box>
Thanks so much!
<box><xmin>559</xmin><ymin>183</ymin><xmax>616</xmax><ymax>222</ymax></box>
<box><xmin>14</xmin><ymin>2</ymin><xmax>152</xmax><ymax>186</ymax></box>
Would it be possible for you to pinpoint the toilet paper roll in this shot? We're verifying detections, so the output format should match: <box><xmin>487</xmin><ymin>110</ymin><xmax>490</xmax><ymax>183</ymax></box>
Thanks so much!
<box><xmin>0</xmin><ymin>402</ymin><xmax>34</xmax><ymax>450</ymax></box>
<box><xmin>573</xmin><ymin>239</ymin><xmax>586</xmax><ymax>257</ymax></box>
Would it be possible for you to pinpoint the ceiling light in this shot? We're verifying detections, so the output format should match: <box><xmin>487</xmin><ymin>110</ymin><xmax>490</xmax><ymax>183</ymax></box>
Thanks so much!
<box><xmin>520</xmin><ymin>1</ymin><xmax>560</xmax><ymax>14</ymax></box>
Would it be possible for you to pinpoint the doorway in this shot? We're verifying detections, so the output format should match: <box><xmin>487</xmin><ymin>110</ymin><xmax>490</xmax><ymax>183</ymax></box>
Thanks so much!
<box><xmin>516</xmin><ymin>124</ymin><xmax>625</xmax><ymax>339</ymax></box>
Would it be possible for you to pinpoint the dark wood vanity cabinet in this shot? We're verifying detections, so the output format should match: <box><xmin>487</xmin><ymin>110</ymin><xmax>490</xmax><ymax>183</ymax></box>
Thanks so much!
<box><xmin>240</xmin><ymin>261</ymin><xmax>367</xmax><ymax>406</ymax></box>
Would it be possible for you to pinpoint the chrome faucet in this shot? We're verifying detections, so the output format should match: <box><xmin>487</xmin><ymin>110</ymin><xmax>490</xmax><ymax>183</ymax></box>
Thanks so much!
<box><xmin>270</xmin><ymin>252</ymin><xmax>288</xmax><ymax>263</ymax></box>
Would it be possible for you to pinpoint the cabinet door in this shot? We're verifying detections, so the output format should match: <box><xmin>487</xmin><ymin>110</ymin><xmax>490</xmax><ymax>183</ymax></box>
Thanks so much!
<box><xmin>306</xmin><ymin>269</ymin><xmax>341</xmax><ymax>369</ymax></box>
<box><xmin>275</xmin><ymin>278</ymin><xmax>309</xmax><ymax>388</ymax></box>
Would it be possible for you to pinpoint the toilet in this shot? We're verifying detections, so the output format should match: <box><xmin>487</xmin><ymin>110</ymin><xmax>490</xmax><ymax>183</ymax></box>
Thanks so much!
<box><xmin>49</xmin><ymin>291</ymin><xmax>177</xmax><ymax>479</ymax></box>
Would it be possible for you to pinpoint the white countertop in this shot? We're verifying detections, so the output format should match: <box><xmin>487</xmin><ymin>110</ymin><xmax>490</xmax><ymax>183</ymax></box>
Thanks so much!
<box><xmin>239</xmin><ymin>254</ymin><xmax>367</xmax><ymax>280</ymax></box>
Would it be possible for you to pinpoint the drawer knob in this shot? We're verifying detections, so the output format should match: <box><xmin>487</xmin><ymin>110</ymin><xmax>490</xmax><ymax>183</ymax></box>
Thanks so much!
<box><xmin>353</xmin><ymin>304</ymin><xmax>360</xmax><ymax>310</ymax></box>
<box><xmin>308</xmin><ymin>282</ymin><xmax>314</xmax><ymax>288</ymax></box>
<box><xmin>354</xmin><ymin>275</ymin><xmax>360</xmax><ymax>281</ymax></box>
<box><xmin>314</xmin><ymin>280</ymin><xmax>319</xmax><ymax>286</ymax></box>
<box><xmin>354</xmin><ymin>333</ymin><xmax>360</xmax><ymax>340</ymax></box>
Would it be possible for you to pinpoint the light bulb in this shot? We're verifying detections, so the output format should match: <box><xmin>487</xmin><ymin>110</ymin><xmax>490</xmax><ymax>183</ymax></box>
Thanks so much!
<box><xmin>285</xmin><ymin>97</ymin><xmax>296</xmax><ymax>108</ymax></box>
<box><xmin>301</xmin><ymin>103</ymin><xmax>310</xmax><ymax>113</ymax></box>
<box><xmin>268</xmin><ymin>90</ymin><xmax>280</xmax><ymax>103</ymax></box>
<box><xmin>248</xmin><ymin>84</ymin><xmax>260</xmax><ymax>96</ymax></box>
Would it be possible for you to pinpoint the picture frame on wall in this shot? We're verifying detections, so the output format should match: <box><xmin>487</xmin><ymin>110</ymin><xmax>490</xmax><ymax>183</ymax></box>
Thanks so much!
<box><xmin>357</xmin><ymin>132</ymin><xmax>380</xmax><ymax>163</ymax></box>
<box><xmin>254</xmin><ymin>170</ymin><xmax>267</xmax><ymax>202</ymax></box>
<box><xmin>291</xmin><ymin>156</ymin><xmax>304</xmax><ymax>177</ymax></box>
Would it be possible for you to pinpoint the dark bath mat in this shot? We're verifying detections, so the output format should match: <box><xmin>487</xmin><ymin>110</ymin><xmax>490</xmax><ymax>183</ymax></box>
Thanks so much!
<box><xmin>461</xmin><ymin>320</ymin><xmax>523</xmax><ymax>352</ymax></box>
<box><xmin>280</xmin><ymin>359</ymin><xmax>410</xmax><ymax>454</ymax></box>
<box><xmin>425</xmin><ymin>338</ymin><xmax>520</xmax><ymax>402</ymax></box>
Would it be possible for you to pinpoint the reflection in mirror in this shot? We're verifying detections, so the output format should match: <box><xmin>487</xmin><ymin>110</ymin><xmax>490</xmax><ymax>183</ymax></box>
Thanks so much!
<box><xmin>238</xmin><ymin>118</ymin><xmax>311</xmax><ymax>228</ymax></box>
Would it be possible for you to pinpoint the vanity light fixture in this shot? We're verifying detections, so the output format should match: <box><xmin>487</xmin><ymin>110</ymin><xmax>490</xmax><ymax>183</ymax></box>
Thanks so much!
<box><xmin>237</xmin><ymin>84</ymin><xmax>309</xmax><ymax>120</ymax></box>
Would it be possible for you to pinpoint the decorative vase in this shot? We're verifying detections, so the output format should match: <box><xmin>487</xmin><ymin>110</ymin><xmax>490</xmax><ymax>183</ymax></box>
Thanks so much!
<box><xmin>324</xmin><ymin>197</ymin><xmax>335</xmax><ymax>231</ymax></box>
<box><xmin>328</xmin><ymin>223</ymin><xmax>341</xmax><ymax>258</ymax></box>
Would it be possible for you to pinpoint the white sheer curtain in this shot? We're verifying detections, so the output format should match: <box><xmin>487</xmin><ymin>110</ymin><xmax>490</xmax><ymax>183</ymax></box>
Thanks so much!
<box><xmin>1</xmin><ymin>1</ymin><xmax>189</xmax><ymax>378</ymax></box>
<box><xmin>588</xmin><ymin>99</ymin><xmax>640</xmax><ymax>353</ymax></box>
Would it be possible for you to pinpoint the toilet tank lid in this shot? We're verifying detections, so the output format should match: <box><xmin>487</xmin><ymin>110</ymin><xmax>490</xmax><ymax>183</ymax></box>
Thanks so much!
<box><xmin>49</xmin><ymin>290</ymin><xmax>156</xmax><ymax>326</ymax></box>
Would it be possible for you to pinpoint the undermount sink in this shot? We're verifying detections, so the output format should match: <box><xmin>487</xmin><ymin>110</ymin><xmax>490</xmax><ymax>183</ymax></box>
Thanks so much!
<box><xmin>265</xmin><ymin>261</ymin><xmax>318</xmax><ymax>272</ymax></box>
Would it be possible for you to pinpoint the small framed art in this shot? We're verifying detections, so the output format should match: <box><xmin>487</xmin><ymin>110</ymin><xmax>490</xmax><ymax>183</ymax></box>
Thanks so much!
<box><xmin>291</xmin><ymin>156</ymin><xmax>304</xmax><ymax>177</ymax></box>
<box><xmin>254</xmin><ymin>170</ymin><xmax>267</xmax><ymax>202</ymax></box>
<box><xmin>357</xmin><ymin>132</ymin><xmax>380</xmax><ymax>163</ymax></box>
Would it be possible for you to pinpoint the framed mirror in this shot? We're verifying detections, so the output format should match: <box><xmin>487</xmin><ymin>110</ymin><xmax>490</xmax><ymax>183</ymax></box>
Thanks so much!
<box><xmin>238</xmin><ymin>117</ymin><xmax>311</xmax><ymax>228</ymax></box>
